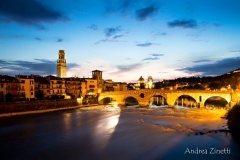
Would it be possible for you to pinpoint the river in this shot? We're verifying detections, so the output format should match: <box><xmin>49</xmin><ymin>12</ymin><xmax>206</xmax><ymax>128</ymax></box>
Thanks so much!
<box><xmin>0</xmin><ymin>105</ymin><xmax>239</xmax><ymax>160</ymax></box>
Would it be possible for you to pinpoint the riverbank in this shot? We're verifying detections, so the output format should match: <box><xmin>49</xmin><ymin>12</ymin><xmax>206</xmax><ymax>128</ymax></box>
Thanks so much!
<box><xmin>0</xmin><ymin>100</ymin><xmax>98</xmax><ymax>117</ymax></box>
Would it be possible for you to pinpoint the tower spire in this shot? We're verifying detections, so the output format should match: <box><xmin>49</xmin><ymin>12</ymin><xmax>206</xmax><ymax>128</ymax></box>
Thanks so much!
<box><xmin>56</xmin><ymin>50</ymin><xmax>67</xmax><ymax>78</ymax></box>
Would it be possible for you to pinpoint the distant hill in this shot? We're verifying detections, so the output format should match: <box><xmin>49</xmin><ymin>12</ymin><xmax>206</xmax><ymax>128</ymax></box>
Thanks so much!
<box><xmin>154</xmin><ymin>68</ymin><xmax>240</xmax><ymax>90</ymax></box>
<box><xmin>223</xmin><ymin>68</ymin><xmax>240</xmax><ymax>75</ymax></box>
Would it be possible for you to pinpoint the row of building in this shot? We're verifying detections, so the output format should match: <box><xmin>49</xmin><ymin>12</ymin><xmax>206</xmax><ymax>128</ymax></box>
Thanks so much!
<box><xmin>0</xmin><ymin>50</ymin><xmax>156</xmax><ymax>101</ymax></box>
<box><xmin>0</xmin><ymin>70</ymin><xmax>129</xmax><ymax>101</ymax></box>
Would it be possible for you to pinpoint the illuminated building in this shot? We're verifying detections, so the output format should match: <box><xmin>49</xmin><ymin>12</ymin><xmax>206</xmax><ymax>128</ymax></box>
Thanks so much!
<box><xmin>65</xmin><ymin>77</ymin><xmax>82</xmax><ymax>98</ymax></box>
<box><xmin>34</xmin><ymin>75</ymin><xmax>51</xmax><ymax>99</ymax></box>
<box><xmin>146</xmin><ymin>76</ymin><xmax>154</xmax><ymax>89</ymax></box>
<box><xmin>83</xmin><ymin>78</ymin><xmax>98</xmax><ymax>96</ymax></box>
<box><xmin>0</xmin><ymin>75</ymin><xmax>20</xmax><ymax>101</ymax></box>
<box><xmin>103</xmin><ymin>79</ymin><xmax>128</xmax><ymax>91</ymax></box>
<box><xmin>15</xmin><ymin>75</ymin><xmax>35</xmax><ymax>100</ymax></box>
<box><xmin>92</xmin><ymin>70</ymin><xmax>103</xmax><ymax>93</ymax></box>
<box><xmin>138</xmin><ymin>76</ymin><xmax>144</xmax><ymax>84</ymax></box>
<box><xmin>46</xmin><ymin>75</ymin><xmax>66</xmax><ymax>96</ymax></box>
<box><xmin>135</xmin><ymin>76</ymin><xmax>145</xmax><ymax>89</ymax></box>
<box><xmin>57</xmin><ymin>50</ymin><xmax>67</xmax><ymax>78</ymax></box>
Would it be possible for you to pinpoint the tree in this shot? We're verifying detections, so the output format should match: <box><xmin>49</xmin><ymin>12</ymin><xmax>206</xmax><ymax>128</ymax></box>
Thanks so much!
<box><xmin>5</xmin><ymin>93</ymin><xmax>13</xmax><ymax>102</ymax></box>
<box><xmin>208</xmin><ymin>82</ymin><xmax>221</xmax><ymax>90</ymax></box>
<box><xmin>127</xmin><ymin>83</ymin><xmax>135</xmax><ymax>90</ymax></box>
<box><xmin>193</xmin><ymin>84</ymin><xmax>205</xmax><ymax>90</ymax></box>
<box><xmin>140</xmin><ymin>83</ymin><xmax>145</xmax><ymax>89</ymax></box>
<box><xmin>35</xmin><ymin>90</ymin><xmax>44</xmax><ymax>100</ymax></box>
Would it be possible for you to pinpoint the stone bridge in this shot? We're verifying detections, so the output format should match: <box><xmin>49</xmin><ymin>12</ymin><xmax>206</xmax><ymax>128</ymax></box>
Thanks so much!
<box><xmin>98</xmin><ymin>89</ymin><xmax>240</xmax><ymax>108</ymax></box>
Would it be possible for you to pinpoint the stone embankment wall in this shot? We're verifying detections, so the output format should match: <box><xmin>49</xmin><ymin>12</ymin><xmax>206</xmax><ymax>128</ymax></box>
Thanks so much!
<box><xmin>0</xmin><ymin>100</ymin><xmax>79</xmax><ymax>114</ymax></box>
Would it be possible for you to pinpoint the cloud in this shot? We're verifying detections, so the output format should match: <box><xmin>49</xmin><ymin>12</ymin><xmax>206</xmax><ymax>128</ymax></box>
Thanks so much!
<box><xmin>135</xmin><ymin>5</ymin><xmax>159</xmax><ymax>21</ymax></box>
<box><xmin>168</xmin><ymin>19</ymin><xmax>197</xmax><ymax>29</ymax></box>
<box><xmin>94</xmin><ymin>38</ymin><xmax>127</xmax><ymax>45</ymax></box>
<box><xmin>230</xmin><ymin>50</ymin><xmax>240</xmax><ymax>53</ymax></box>
<box><xmin>88</xmin><ymin>24</ymin><xmax>98</xmax><ymax>30</ymax></box>
<box><xmin>160</xmin><ymin>32</ymin><xmax>167</xmax><ymax>36</ymax></box>
<box><xmin>104</xmin><ymin>27</ymin><xmax>122</xmax><ymax>37</ymax></box>
<box><xmin>136</xmin><ymin>42</ymin><xmax>160</xmax><ymax>47</ymax></box>
<box><xmin>94</xmin><ymin>35</ymin><xmax>126</xmax><ymax>45</ymax></box>
<box><xmin>149</xmin><ymin>53</ymin><xmax>164</xmax><ymax>57</ymax></box>
<box><xmin>0</xmin><ymin>59</ymin><xmax>79</xmax><ymax>76</ymax></box>
<box><xmin>177</xmin><ymin>57</ymin><xmax>240</xmax><ymax>76</ymax></box>
<box><xmin>116</xmin><ymin>63</ymin><xmax>142</xmax><ymax>72</ymax></box>
<box><xmin>0</xmin><ymin>0</ymin><xmax>68</xmax><ymax>29</ymax></box>
<box><xmin>113</xmin><ymin>35</ymin><xmax>124</xmax><ymax>39</ymax></box>
<box><xmin>104</xmin><ymin>1</ymin><xmax>160</xmax><ymax>21</ymax></box>
<box><xmin>193</xmin><ymin>59</ymin><xmax>212</xmax><ymax>63</ymax></box>
<box><xmin>57</xmin><ymin>38</ymin><xmax>63</xmax><ymax>42</ymax></box>
<box><xmin>35</xmin><ymin>37</ymin><xmax>42</xmax><ymax>41</ymax></box>
<box><xmin>150</xmin><ymin>31</ymin><xmax>167</xmax><ymax>38</ymax></box>
<box><xmin>142</xmin><ymin>57</ymin><xmax>160</xmax><ymax>61</ymax></box>
<box><xmin>213</xmin><ymin>23</ymin><xmax>223</xmax><ymax>27</ymax></box>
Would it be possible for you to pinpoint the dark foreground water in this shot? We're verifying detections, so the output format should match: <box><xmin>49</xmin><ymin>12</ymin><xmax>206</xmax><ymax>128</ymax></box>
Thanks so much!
<box><xmin>0</xmin><ymin>106</ymin><xmax>240</xmax><ymax>160</ymax></box>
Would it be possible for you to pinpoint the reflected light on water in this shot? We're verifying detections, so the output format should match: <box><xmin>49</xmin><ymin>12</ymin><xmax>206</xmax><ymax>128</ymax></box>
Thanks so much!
<box><xmin>63</xmin><ymin>113</ymin><xmax>71</xmax><ymax>132</ymax></box>
<box><xmin>92</xmin><ymin>110</ymin><xmax>120</xmax><ymax>150</ymax></box>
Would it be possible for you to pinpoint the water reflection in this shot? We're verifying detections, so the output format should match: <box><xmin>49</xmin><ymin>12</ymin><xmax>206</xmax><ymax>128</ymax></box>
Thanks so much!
<box><xmin>92</xmin><ymin>110</ymin><xmax>120</xmax><ymax>150</ymax></box>
<box><xmin>0</xmin><ymin>106</ymin><xmax>239</xmax><ymax>160</ymax></box>
<box><xmin>63</xmin><ymin>112</ymin><xmax>71</xmax><ymax>132</ymax></box>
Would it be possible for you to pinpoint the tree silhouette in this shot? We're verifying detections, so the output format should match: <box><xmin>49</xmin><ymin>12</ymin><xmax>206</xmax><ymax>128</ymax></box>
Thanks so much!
<box><xmin>5</xmin><ymin>93</ymin><xmax>13</xmax><ymax>102</ymax></box>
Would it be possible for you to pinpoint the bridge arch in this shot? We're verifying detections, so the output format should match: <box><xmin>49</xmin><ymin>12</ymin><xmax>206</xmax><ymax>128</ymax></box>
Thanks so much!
<box><xmin>175</xmin><ymin>94</ymin><xmax>198</xmax><ymax>107</ymax></box>
<box><xmin>98</xmin><ymin>97</ymin><xmax>113</xmax><ymax>105</ymax></box>
<box><xmin>122</xmin><ymin>96</ymin><xmax>139</xmax><ymax>106</ymax></box>
<box><xmin>148</xmin><ymin>94</ymin><xmax>168</xmax><ymax>106</ymax></box>
<box><xmin>204</xmin><ymin>96</ymin><xmax>229</xmax><ymax>109</ymax></box>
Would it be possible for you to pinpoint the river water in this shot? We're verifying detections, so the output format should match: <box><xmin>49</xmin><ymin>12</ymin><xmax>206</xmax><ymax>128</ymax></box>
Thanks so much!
<box><xmin>0</xmin><ymin>105</ymin><xmax>239</xmax><ymax>160</ymax></box>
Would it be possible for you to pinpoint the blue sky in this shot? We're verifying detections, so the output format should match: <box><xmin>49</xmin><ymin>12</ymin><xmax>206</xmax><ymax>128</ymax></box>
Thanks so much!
<box><xmin>0</xmin><ymin>0</ymin><xmax>240</xmax><ymax>82</ymax></box>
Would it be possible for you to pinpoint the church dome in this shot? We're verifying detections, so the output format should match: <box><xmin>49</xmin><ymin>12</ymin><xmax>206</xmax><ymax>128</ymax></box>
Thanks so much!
<box><xmin>147</xmin><ymin>76</ymin><xmax>153</xmax><ymax>81</ymax></box>
<box><xmin>138</xmin><ymin>76</ymin><xmax>144</xmax><ymax>81</ymax></box>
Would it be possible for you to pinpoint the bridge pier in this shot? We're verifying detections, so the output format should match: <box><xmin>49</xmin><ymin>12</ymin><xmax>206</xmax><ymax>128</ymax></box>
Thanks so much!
<box><xmin>139</xmin><ymin>102</ymin><xmax>149</xmax><ymax>107</ymax></box>
<box><xmin>167</xmin><ymin>101</ymin><xmax>175</xmax><ymax>107</ymax></box>
<box><xmin>199</xmin><ymin>102</ymin><xmax>204</xmax><ymax>108</ymax></box>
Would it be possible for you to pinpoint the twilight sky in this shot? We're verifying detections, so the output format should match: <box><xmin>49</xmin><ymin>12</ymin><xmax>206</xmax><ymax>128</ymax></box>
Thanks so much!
<box><xmin>0</xmin><ymin>0</ymin><xmax>240</xmax><ymax>82</ymax></box>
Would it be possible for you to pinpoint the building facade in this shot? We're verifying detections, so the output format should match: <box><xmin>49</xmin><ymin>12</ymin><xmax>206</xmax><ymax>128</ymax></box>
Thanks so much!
<box><xmin>15</xmin><ymin>75</ymin><xmax>35</xmax><ymax>100</ymax></box>
<box><xmin>46</xmin><ymin>76</ymin><xmax>66</xmax><ymax>96</ymax></box>
<box><xmin>65</xmin><ymin>77</ymin><xmax>81</xmax><ymax>98</ymax></box>
<box><xmin>57</xmin><ymin>50</ymin><xmax>67</xmax><ymax>78</ymax></box>
<box><xmin>92</xmin><ymin>70</ymin><xmax>103</xmax><ymax>93</ymax></box>
<box><xmin>0</xmin><ymin>75</ymin><xmax>20</xmax><ymax>101</ymax></box>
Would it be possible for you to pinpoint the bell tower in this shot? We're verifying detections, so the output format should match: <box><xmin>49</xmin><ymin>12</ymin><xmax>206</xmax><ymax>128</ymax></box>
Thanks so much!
<box><xmin>57</xmin><ymin>50</ymin><xmax>67</xmax><ymax>78</ymax></box>
<box><xmin>92</xmin><ymin>70</ymin><xmax>103</xmax><ymax>93</ymax></box>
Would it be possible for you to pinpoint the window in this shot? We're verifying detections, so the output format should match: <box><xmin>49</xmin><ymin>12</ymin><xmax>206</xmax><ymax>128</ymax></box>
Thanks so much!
<box><xmin>31</xmin><ymin>92</ymin><xmax>33</xmax><ymax>95</ymax></box>
<box><xmin>89</xmin><ymin>85</ymin><xmax>95</xmax><ymax>88</ymax></box>
<box><xmin>0</xmin><ymin>84</ymin><xmax>3</xmax><ymax>88</ymax></box>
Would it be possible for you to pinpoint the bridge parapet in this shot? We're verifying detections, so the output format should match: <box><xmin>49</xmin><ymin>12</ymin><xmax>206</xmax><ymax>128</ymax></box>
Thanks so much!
<box><xmin>99</xmin><ymin>89</ymin><xmax>235</xmax><ymax>107</ymax></box>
